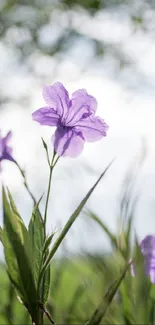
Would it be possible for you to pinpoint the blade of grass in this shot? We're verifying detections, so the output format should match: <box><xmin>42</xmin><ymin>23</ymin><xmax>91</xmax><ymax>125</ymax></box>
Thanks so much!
<box><xmin>86</xmin><ymin>211</ymin><xmax>117</xmax><ymax>248</ymax></box>
<box><xmin>85</xmin><ymin>262</ymin><xmax>130</xmax><ymax>325</ymax></box>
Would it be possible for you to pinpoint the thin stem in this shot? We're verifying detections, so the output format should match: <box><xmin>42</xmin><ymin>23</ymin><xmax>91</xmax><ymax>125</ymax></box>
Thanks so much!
<box><xmin>43</xmin><ymin>150</ymin><xmax>56</xmax><ymax>233</ymax></box>
<box><xmin>15</xmin><ymin>162</ymin><xmax>37</xmax><ymax>206</ymax></box>
<box><xmin>52</xmin><ymin>156</ymin><xmax>60</xmax><ymax>169</ymax></box>
<box><xmin>40</xmin><ymin>150</ymin><xmax>59</xmax><ymax>325</ymax></box>
<box><xmin>16</xmin><ymin>162</ymin><xmax>43</xmax><ymax>225</ymax></box>
<box><xmin>39</xmin><ymin>303</ymin><xmax>56</xmax><ymax>324</ymax></box>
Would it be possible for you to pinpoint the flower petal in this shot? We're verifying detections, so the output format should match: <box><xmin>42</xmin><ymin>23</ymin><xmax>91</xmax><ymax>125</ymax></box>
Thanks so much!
<box><xmin>4</xmin><ymin>131</ymin><xmax>12</xmax><ymax>145</ymax></box>
<box><xmin>0</xmin><ymin>135</ymin><xmax>3</xmax><ymax>157</ymax></box>
<box><xmin>42</xmin><ymin>82</ymin><xmax>70</xmax><ymax>118</ymax></box>
<box><xmin>150</xmin><ymin>269</ymin><xmax>155</xmax><ymax>283</ymax></box>
<box><xmin>0</xmin><ymin>131</ymin><xmax>15</xmax><ymax>163</ymax></box>
<box><xmin>2</xmin><ymin>150</ymin><xmax>15</xmax><ymax>162</ymax></box>
<box><xmin>74</xmin><ymin>115</ymin><xmax>109</xmax><ymax>142</ymax></box>
<box><xmin>140</xmin><ymin>235</ymin><xmax>155</xmax><ymax>256</ymax></box>
<box><xmin>1</xmin><ymin>131</ymin><xmax>12</xmax><ymax>154</ymax></box>
<box><xmin>52</xmin><ymin>126</ymin><xmax>84</xmax><ymax>157</ymax></box>
<box><xmin>65</xmin><ymin>89</ymin><xmax>97</xmax><ymax>125</ymax></box>
<box><xmin>140</xmin><ymin>235</ymin><xmax>155</xmax><ymax>284</ymax></box>
<box><xmin>32</xmin><ymin>107</ymin><xmax>59</xmax><ymax>126</ymax></box>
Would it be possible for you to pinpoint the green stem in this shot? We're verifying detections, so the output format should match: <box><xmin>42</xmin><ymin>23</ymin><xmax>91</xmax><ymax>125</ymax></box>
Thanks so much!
<box><xmin>52</xmin><ymin>156</ymin><xmax>59</xmax><ymax>169</ymax></box>
<box><xmin>15</xmin><ymin>162</ymin><xmax>37</xmax><ymax>206</ymax></box>
<box><xmin>43</xmin><ymin>150</ymin><xmax>56</xmax><ymax>235</ymax></box>
<box><xmin>40</xmin><ymin>151</ymin><xmax>58</xmax><ymax>325</ymax></box>
<box><xmin>16</xmin><ymin>162</ymin><xmax>43</xmax><ymax>225</ymax></box>
<box><xmin>39</xmin><ymin>303</ymin><xmax>55</xmax><ymax>324</ymax></box>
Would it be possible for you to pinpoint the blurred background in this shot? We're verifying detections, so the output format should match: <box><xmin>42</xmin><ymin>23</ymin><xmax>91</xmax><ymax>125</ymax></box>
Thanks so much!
<box><xmin>1</xmin><ymin>0</ymin><xmax>155</xmax><ymax>255</ymax></box>
<box><xmin>0</xmin><ymin>0</ymin><xmax>155</xmax><ymax>324</ymax></box>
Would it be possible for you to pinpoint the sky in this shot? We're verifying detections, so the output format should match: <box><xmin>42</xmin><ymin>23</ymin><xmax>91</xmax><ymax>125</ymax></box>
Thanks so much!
<box><xmin>0</xmin><ymin>6</ymin><xmax>155</xmax><ymax>258</ymax></box>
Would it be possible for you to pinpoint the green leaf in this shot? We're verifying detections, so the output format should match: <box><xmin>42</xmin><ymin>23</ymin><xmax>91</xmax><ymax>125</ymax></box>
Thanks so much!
<box><xmin>41</xmin><ymin>137</ymin><xmax>50</xmax><ymax>166</ymax></box>
<box><xmin>7</xmin><ymin>187</ymin><xmax>21</xmax><ymax>217</ymax></box>
<box><xmin>2</xmin><ymin>188</ymin><xmax>37</xmax><ymax>320</ymax></box>
<box><xmin>28</xmin><ymin>197</ymin><xmax>52</xmax><ymax>304</ymax></box>
<box><xmin>28</xmin><ymin>199</ymin><xmax>44</xmax><ymax>287</ymax></box>
<box><xmin>2</xmin><ymin>228</ymin><xmax>26</xmax><ymax>303</ymax></box>
<box><xmin>126</xmin><ymin>215</ymin><xmax>133</xmax><ymax>246</ymax></box>
<box><xmin>6</xmin><ymin>188</ymin><xmax>33</xmax><ymax>266</ymax></box>
<box><xmin>41</xmin><ymin>234</ymin><xmax>54</xmax><ymax>304</ymax></box>
<box><xmin>119</xmin><ymin>274</ymin><xmax>136</xmax><ymax>325</ymax></box>
<box><xmin>123</xmin><ymin>214</ymin><xmax>134</xmax><ymax>259</ymax></box>
<box><xmin>85</xmin><ymin>263</ymin><xmax>130</xmax><ymax>325</ymax></box>
<box><xmin>41</xmin><ymin>137</ymin><xmax>48</xmax><ymax>150</ymax></box>
<box><xmin>0</xmin><ymin>226</ymin><xmax>3</xmax><ymax>243</ymax></box>
<box><xmin>86</xmin><ymin>211</ymin><xmax>117</xmax><ymax>248</ymax></box>
<box><xmin>43</xmin><ymin>233</ymin><xmax>56</xmax><ymax>255</ymax></box>
<box><xmin>132</xmin><ymin>238</ymin><xmax>151</xmax><ymax>324</ymax></box>
<box><xmin>42</xmin><ymin>266</ymin><xmax>50</xmax><ymax>304</ymax></box>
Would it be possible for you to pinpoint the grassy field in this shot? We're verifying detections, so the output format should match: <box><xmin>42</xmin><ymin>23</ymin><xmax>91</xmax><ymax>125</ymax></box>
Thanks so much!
<box><xmin>0</xmin><ymin>235</ymin><xmax>155</xmax><ymax>325</ymax></box>
<box><xmin>0</xmin><ymin>253</ymin><xmax>123</xmax><ymax>324</ymax></box>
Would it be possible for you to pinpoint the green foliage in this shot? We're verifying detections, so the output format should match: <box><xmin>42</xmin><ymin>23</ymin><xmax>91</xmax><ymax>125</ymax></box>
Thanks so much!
<box><xmin>86</xmin><ymin>211</ymin><xmax>117</xmax><ymax>248</ymax></box>
<box><xmin>2</xmin><ymin>188</ymin><xmax>38</xmax><ymax>322</ymax></box>
<box><xmin>0</xmin><ymin>226</ymin><xmax>3</xmax><ymax>243</ymax></box>
<box><xmin>42</xmin><ymin>233</ymin><xmax>56</xmax><ymax>305</ymax></box>
<box><xmin>86</xmin><ymin>263</ymin><xmax>130</xmax><ymax>325</ymax></box>
<box><xmin>0</xmin><ymin>237</ymin><xmax>155</xmax><ymax>325</ymax></box>
<box><xmin>28</xmin><ymin>201</ymin><xmax>44</xmax><ymax>287</ymax></box>
<box><xmin>1</xmin><ymin>156</ymin><xmax>155</xmax><ymax>324</ymax></box>
<box><xmin>43</xmin><ymin>234</ymin><xmax>56</xmax><ymax>256</ymax></box>
<box><xmin>63</xmin><ymin>0</ymin><xmax>101</xmax><ymax>12</ymax></box>
<box><xmin>42</xmin><ymin>266</ymin><xmax>50</xmax><ymax>305</ymax></box>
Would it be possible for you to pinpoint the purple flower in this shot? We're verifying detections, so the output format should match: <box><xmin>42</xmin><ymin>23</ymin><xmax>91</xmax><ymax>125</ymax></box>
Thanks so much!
<box><xmin>0</xmin><ymin>131</ymin><xmax>15</xmax><ymax>170</ymax></box>
<box><xmin>32</xmin><ymin>82</ymin><xmax>109</xmax><ymax>157</ymax></box>
<box><xmin>131</xmin><ymin>235</ymin><xmax>155</xmax><ymax>283</ymax></box>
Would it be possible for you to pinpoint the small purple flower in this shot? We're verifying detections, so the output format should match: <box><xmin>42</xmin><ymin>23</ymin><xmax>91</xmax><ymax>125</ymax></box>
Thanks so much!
<box><xmin>0</xmin><ymin>131</ymin><xmax>15</xmax><ymax>170</ymax></box>
<box><xmin>131</xmin><ymin>235</ymin><xmax>155</xmax><ymax>283</ymax></box>
<box><xmin>32</xmin><ymin>82</ymin><xmax>109</xmax><ymax>157</ymax></box>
